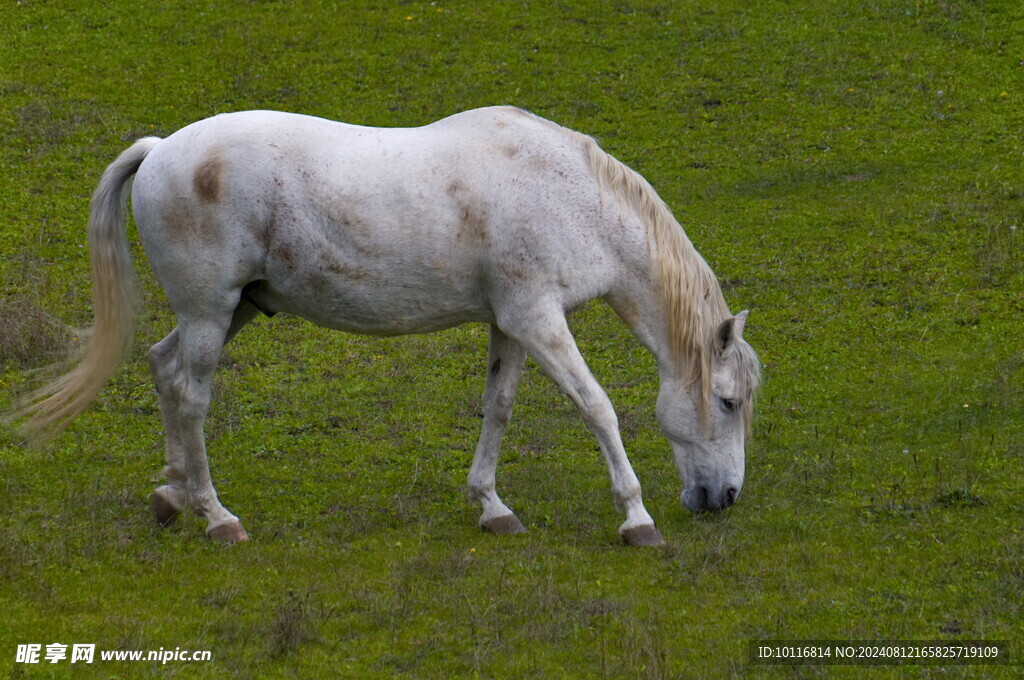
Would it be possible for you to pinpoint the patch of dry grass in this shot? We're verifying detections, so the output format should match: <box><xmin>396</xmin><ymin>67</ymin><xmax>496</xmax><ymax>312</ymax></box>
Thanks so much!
<box><xmin>0</xmin><ymin>297</ymin><xmax>71</xmax><ymax>369</ymax></box>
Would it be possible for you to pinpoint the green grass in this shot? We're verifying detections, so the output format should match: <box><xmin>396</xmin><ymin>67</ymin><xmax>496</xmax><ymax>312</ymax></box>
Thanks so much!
<box><xmin>2</xmin><ymin>0</ymin><xmax>1023</xmax><ymax>677</ymax></box>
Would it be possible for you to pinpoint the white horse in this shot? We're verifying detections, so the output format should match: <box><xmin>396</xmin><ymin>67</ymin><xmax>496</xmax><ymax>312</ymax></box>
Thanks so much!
<box><xmin>21</xmin><ymin>107</ymin><xmax>760</xmax><ymax>546</ymax></box>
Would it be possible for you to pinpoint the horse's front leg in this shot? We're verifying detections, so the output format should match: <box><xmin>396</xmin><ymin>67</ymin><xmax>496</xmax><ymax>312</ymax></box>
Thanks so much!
<box><xmin>467</xmin><ymin>325</ymin><xmax>528</xmax><ymax>534</ymax></box>
<box><xmin>499</xmin><ymin>305</ymin><xmax>664</xmax><ymax>547</ymax></box>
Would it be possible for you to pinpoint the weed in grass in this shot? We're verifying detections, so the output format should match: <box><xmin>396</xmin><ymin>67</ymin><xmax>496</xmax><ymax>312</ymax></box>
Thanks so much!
<box><xmin>0</xmin><ymin>297</ymin><xmax>70</xmax><ymax>368</ymax></box>
<box><xmin>620</xmin><ymin>609</ymin><xmax>671</xmax><ymax>680</ymax></box>
<box><xmin>269</xmin><ymin>590</ymin><xmax>334</xmax><ymax>658</ymax></box>
<box><xmin>934</xmin><ymin>487</ymin><xmax>987</xmax><ymax>509</ymax></box>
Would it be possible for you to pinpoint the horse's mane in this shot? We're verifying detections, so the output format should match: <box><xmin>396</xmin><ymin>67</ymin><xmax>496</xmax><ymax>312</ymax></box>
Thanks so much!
<box><xmin>575</xmin><ymin>131</ymin><xmax>735</xmax><ymax>424</ymax></box>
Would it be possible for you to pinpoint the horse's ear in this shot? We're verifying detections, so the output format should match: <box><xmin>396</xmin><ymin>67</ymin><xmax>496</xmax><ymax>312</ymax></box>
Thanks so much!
<box><xmin>733</xmin><ymin>309</ymin><xmax>749</xmax><ymax>337</ymax></box>
<box><xmin>715</xmin><ymin>310</ymin><xmax>748</xmax><ymax>353</ymax></box>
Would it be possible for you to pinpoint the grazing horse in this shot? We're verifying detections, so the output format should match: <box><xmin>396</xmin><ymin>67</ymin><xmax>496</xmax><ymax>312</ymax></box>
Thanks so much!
<box><xmin>21</xmin><ymin>107</ymin><xmax>760</xmax><ymax>546</ymax></box>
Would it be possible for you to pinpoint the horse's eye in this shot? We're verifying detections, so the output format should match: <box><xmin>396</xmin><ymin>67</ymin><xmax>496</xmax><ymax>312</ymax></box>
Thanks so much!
<box><xmin>720</xmin><ymin>398</ymin><xmax>737</xmax><ymax>413</ymax></box>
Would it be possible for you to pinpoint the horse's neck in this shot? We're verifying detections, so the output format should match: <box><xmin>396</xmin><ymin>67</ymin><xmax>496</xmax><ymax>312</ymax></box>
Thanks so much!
<box><xmin>605</xmin><ymin>235</ymin><xmax>727</xmax><ymax>384</ymax></box>
<box><xmin>605</xmin><ymin>267</ymin><xmax>678</xmax><ymax>376</ymax></box>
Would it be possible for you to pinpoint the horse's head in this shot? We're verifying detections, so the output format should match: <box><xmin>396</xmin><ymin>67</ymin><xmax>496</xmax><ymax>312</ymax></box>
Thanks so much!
<box><xmin>656</xmin><ymin>311</ymin><xmax>760</xmax><ymax>514</ymax></box>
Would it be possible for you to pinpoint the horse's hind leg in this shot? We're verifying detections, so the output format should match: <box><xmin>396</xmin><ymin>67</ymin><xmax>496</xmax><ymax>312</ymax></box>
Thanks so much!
<box><xmin>149</xmin><ymin>300</ymin><xmax>258</xmax><ymax>540</ymax></box>
<box><xmin>149</xmin><ymin>327</ymin><xmax>186</xmax><ymax>527</ymax></box>
<box><xmin>467</xmin><ymin>325</ymin><xmax>528</xmax><ymax>535</ymax></box>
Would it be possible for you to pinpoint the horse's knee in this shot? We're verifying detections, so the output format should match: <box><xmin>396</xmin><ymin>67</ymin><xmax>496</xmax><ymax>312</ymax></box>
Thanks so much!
<box><xmin>484</xmin><ymin>388</ymin><xmax>516</xmax><ymax>425</ymax></box>
<box><xmin>487</xmin><ymin>399</ymin><xmax>513</xmax><ymax>427</ymax></box>
<box><xmin>578</xmin><ymin>398</ymin><xmax>619</xmax><ymax>434</ymax></box>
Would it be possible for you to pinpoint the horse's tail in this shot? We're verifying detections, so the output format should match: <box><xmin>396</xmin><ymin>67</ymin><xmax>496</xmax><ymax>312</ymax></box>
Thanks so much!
<box><xmin>19</xmin><ymin>137</ymin><xmax>161</xmax><ymax>443</ymax></box>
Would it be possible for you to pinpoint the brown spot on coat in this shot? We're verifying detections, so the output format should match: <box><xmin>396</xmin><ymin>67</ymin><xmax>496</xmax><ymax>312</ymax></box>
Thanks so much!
<box><xmin>608</xmin><ymin>294</ymin><xmax>640</xmax><ymax>331</ymax></box>
<box><xmin>446</xmin><ymin>179</ymin><xmax>466</xmax><ymax>197</ymax></box>
<box><xmin>457</xmin><ymin>207</ymin><xmax>490</xmax><ymax>246</ymax></box>
<box><xmin>272</xmin><ymin>244</ymin><xmax>295</xmax><ymax>270</ymax></box>
<box><xmin>325</xmin><ymin>258</ymin><xmax>367</xmax><ymax>280</ymax></box>
<box><xmin>193</xmin><ymin>154</ymin><xmax>223</xmax><ymax>204</ymax></box>
<box><xmin>160</xmin><ymin>201</ymin><xmax>216</xmax><ymax>246</ymax></box>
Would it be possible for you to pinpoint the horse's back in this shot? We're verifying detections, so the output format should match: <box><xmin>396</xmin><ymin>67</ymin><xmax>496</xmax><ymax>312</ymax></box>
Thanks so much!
<box><xmin>131</xmin><ymin>108</ymin><xmax>621</xmax><ymax>334</ymax></box>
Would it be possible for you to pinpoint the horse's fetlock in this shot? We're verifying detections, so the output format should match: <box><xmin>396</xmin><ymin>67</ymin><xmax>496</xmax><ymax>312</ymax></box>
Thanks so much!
<box><xmin>152</xmin><ymin>484</ymin><xmax>185</xmax><ymax>527</ymax></box>
<box><xmin>161</xmin><ymin>464</ymin><xmax>187</xmax><ymax>483</ymax></box>
<box><xmin>614</xmin><ymin>484</ymin><xmax>644</xmax><ymax>513</ymax></box>
<box><xmin>466</xmin><ymin>478</ymin><xmax>493</xmax><ymax>502</ymax></box>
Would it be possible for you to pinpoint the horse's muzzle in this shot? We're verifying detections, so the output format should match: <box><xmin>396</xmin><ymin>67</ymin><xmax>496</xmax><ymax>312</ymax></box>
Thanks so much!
<box><xmin>682</xmin><ymin>484</ymin><xmax>739</xmax><ymax>514</ymax></box>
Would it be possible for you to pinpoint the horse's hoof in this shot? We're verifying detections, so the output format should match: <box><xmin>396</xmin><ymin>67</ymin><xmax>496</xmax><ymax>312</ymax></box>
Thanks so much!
<box><xmin>481</xmin><ymin>514</ymin><xmax>527</xmax><ymax>535</ymax></box>
<box><xmin>207</xmin><ymin>520</ymin><xmax>249</xmax><ymax>544</ymax></box>
<box><xmin>151</xmin><ymin>487</ymin><xmax>180</xmax><ymax>528</ymax></box>
<box><xmin>621</xmin><ymin>524</ymin><xmax>664</xmax><ymax>547</ymax></box>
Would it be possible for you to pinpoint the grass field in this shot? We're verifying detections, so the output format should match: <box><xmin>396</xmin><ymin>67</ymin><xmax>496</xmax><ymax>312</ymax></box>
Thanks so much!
<box><xmin>2</xmin><ymin>0</ymin><xmax>1022</xmax><ymax>677</ymax></box>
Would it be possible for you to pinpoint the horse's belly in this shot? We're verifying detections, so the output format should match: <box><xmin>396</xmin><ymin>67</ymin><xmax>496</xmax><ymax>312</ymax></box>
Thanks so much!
<box><xmin>251</xmin><ymin>271</ymin><xmax>494</xmax><ymax>336</ymax></box>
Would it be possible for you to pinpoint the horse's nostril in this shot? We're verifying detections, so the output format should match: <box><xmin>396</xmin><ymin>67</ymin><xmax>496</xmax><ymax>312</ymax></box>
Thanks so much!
<box><xmin>724</xmin><ymin>486</ymin><xmax>738</xmax><ymax>507</ymax></box>
<box><xmin>683</xmin><ymin>485</ymin><xmax>734</xmax><ymax>514</ymax></box>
